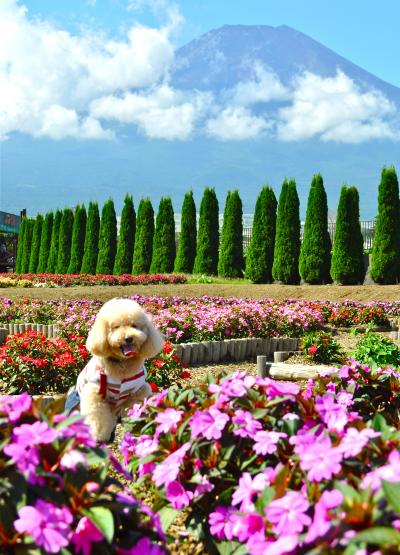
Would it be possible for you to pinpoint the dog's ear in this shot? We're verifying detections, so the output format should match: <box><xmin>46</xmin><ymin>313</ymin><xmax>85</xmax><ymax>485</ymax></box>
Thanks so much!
<box><xmin>141</xmin><ymin>322</ymin><xmax>165</xmax><ymax>358</ymax></box>
<box><xmin>86</xmin><ymin>316</ymin><xmax>110</xmax><ymax>357</ymax></box>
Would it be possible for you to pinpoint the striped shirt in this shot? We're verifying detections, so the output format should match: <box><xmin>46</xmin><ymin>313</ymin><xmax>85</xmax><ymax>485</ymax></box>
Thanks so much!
<box><xmin>76</xmin><ymin>357</ymin><xmax>147</xmax><ymax>410</ymax></box>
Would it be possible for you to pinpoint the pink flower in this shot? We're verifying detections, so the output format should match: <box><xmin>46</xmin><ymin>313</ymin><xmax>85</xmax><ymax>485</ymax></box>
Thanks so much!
<box><xmin>253</xmin><ymin>430</ymin><xmax>287</xmax><ymax>455</ymax></box>
<box><xmin>232</xmin><ymin>409</ymin><xmax>262</xmax><ymax>438</ymax></box>
<box><xmin>338</xmin><ymin>427</ymin><xmax>380</xmax><ymax>458</ymax></box>
<box><xmin>166</xmin><ymin>481</ymin><xmax>194</xmax><ymax>509</ymax></box>
<box><xmin>14</xmin><ymin>500</ymin><xmax>73</xmax><ymax>553</ymax></box>
<box><xmin>13</xmin><ymin>421</ymin><xmax>58</xmax><ymax>447</ymax></box>
<box><xmin>4</xmin><ymin>443</ymin><xmax>39</xmax><ymax>475</ymax></box>
<box><xmin>257</xmin><ymin>378</ymin><xmax>300</xmax><ymax>399</ymax></box>
<box><xmin>155</xmin><ymin>408</ymin><xmax>183</xmax><ymax>434</ymax></box>
<box><xmin>193</xmin><ymin>475</ymin><xmax>214</xmax><ymax>497</ymax></box>
<box><xmin>361</xmin><ymin>450</ymin><xmax>400</xmax><ymax>491</ymax></box>
<box><xmin>232</xmin><ymin>472</ymin><xmax>272</xmax><ymax>511</ymax></box>
<box><xmin>189</xmin><ymin>408</ymin><xmax>229</xmax><ymax>440</ymax></box>
<box><xmin>299</xmin><ymin>436</ymin><xmax>343</xmax><ymax>482</ymax></box>
<box><xmin>247</xmin><ymin>531</ymin><xmax>299</xmax><ymax>555</ymax></box>
<box><xmin>315</xmin><ymin>394</ymin><xmax>349</xmax><ymax>433</ymax></box>
<box><xmin>71</xmin><ymin>517</ymin><xmax>103</xmax><ymax>555</ymax></box>
<box><xmin>306</xmin><ymin>489</ymin><xmax>343</xmax><ymax>543</ymax></box>
<box><xmin>134</xmin><ymin>435</ymin><xmax>159</xmax><ymax>458</ymax></box>
<box><xmin>232</xmin><ymin>513</ymin><xmax>265</xmax><ymax>542</ymax></box>
<box><xmin>60</xmin><ymin>449</ymin><xmax>87</xmax><ymax>470</ymax></box>
<box><xmin>209</xmin><ymin>507</ymin><xmax>235</xmax><ymax>540</ymax></box>
<box><xmin>265</xmin><ymin>490</ymin><xmax>311</xmax><ymax>535</ymax></box>
<box><xmin>152</xmin><ymin>442</ymin><xmax>191</xmax><ymax>487</ymax></box>
<box><xmin>117</xmin><ymin>536</ymin><xmax>165</xmax><ymax>554</ymax></box>
<box><xmin>0</xmin><ymin>393</ymin><xmax>32</xmax><ymax>422</ymax></box>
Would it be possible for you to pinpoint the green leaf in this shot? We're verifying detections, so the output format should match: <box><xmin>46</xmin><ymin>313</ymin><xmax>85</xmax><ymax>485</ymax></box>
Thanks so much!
<box><xmin>216</xmin><ymin>541</ymin><xmax>248</xmax><ymax>555</ymax></box>
<box><xmin>159</xmin><ymin>506</ymin><xmax>180</xmax><ymax>532</ymax></box>
<box><xmin>81</xmin><ymin>506</ymin><xmax>114</xmax><ymax>542</ymax></box>
<box><xmin>350</xmin><ymin>526</ymin><xmax>400</xmax><ymax>546</ymax></box>
<box><xmin>382</xmin><ymin>480</ymin><xmax>400</xmax><ymax>512</ymax></box>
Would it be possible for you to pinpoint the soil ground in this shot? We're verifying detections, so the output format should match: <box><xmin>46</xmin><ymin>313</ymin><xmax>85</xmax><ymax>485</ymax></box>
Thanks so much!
<box><xmin>1</xmin><ymin>282</ymin><xmax>400</xmax><ymax>302</ymax></box>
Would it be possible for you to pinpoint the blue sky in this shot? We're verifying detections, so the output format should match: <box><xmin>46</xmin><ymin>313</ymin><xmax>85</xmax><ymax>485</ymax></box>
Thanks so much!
<box><xmin>22</xmin><ymin>0</ymin><xmax>400</xmax><ymax>87</ymax></box>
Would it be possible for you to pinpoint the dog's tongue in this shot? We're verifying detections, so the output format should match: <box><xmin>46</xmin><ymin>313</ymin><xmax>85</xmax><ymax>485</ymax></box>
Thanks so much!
<box><xmin>122</xmin><ymin>345</ymin><xmax>137</xmax><ymax>357</ymax></box>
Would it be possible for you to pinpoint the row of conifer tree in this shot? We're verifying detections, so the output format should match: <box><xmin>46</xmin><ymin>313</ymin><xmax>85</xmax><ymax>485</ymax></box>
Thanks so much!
<box><xmin>15</xmin><ymin>165</ymin><xmax>400</xmax><ymax>284</ymax></box>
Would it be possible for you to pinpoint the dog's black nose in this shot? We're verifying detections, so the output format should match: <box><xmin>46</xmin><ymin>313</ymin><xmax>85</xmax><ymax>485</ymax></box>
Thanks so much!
<box><xmin>125</xmin><ymin>337</ymin><xmax>133</xmax><ymax>344</ymax></box>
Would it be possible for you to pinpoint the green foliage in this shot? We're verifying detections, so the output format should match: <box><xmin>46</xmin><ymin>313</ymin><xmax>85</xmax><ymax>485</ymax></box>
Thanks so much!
<box><xmin>331</xmin><ymin>185</ymin><xmax>365</xmax><ymax>284</ymax></box>
<box><xmin>132</xmin><ymin>198</ymin><xmax>154</xmax><ymax>274</ymax></box>
<box><xmin>272</xmin><ymin>179</ymin><xmax>300</xmax><ymax>284</ymax></box>
<box><xmin>36</xmin><ymin>211</ymin><xmax>53</xmax><ymax>273</ymax></box>
<box><xmin>80</xmin><ymin>201</ymin><xmax>100</xmax><ymax>275</ymax></box>
<box><xmin>56</xmin><ymin>208</ymin><xmax>74</xmax><ymax>274</ymax></box>
<box><xmin>300</xmin><ymin>331</ymin><xmax>345</xmax><ymax>364</ymax></box>
<box><xmin>20</xmin><ymin>218</ymin><xmax>35</xmax><ymax>274</ymax></box>
<box><xmin>352</xmin><ymin>332</ymin><xmax>400</xmax><ymax>368</ymax></box>
<box><xmin>371</xmin><ymin>166</ymin><xmax>400</xmax><ymax>284</ymax></box>
<box><xmin>174</xmin><ymin>191</ymin><xmax>197</xmax><ymax>273</ymax></box>
<box><xmin>245</xmin><ymin>186</ymin><xmax>277</xmax><ymax>283</ymax></box>
<box><xmin>15</xmin><ymin>217</ymin><xmax>27</xmax><ymax>274</ymax></box>
<box><xmin>67</xmin><ymin>205</ymin><xmax>87</xmax><ymax>274</ymax></box>
<box><xmin>218</xmin><ymin>190</ymin><xmax>244</xmax><ymax>278</ymax></box>
<box><xmin>113</xmin><ymin>194</ymin><xmax>136</xmax><ymax>275</ymax></box>
<box><xmin>96</xmin><ymin>198</ymin><xmax>117</xmax><ymax>275</ymax></box>
<box><xmin>46</xmin><ymin>209</ymin><xmax>62</xmax><ymax>273</ymax></box>
<box><xmin>193</xmin><ymin>187</ymin><xmax>219</xmax><ymax>275</ymax></box>
<box><xmin>150</xmin><ymin>197</ymin><xmax>176</xmax><ymax>273</ymax></box>
<box><xmin>28</xmin><ymin>214</ymin><xmax>43</xmax><ymax>273</ymax></box>
<box><xmin>299</xmin><ymin>174</ymin><xmax>332</xmax><ymax>284</ymax></box>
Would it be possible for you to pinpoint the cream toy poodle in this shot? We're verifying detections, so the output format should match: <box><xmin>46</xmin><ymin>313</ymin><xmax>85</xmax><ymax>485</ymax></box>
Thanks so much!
<box><xmin>65</xmin><ymin>298</ymin><xmax>164</xmax><ymax>442</ymax></box>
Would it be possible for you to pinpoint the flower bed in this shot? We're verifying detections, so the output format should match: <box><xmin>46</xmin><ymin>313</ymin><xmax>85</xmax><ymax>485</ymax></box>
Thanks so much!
<box><xmin>0</xmin><ymin>273</ymin><xmax>187</xmax><ymax>288</ymax></box>
<box><xmin>0</xmin><ymin>394</ymin><xmax>167</xmax><ymax>553</ymax></box>
<box><xmin>120</xmin><ymin>361</ymin><xmax>400</xmax><ymax>554</ymax></box>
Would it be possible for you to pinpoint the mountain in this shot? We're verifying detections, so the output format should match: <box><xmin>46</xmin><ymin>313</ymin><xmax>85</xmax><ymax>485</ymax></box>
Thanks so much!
<box><xmin>3</xmin><ymin>25</ymin><xmax>400</xmax><ymax>219</ymax></box>
<box><xmin>171</xmin><ymin>24</ymin><xmax>400</xmax><ymax>104</ymax></box>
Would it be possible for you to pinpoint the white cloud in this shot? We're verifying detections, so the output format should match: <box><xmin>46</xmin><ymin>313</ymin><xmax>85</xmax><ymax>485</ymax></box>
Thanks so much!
<box><xmin>206</xmin><ymin>106</ymin><xmax>271</xmax><ymax>140</ymax></box>
<box><xmin>91</xmin><ymin>85</ymin><xmax>212</xmax><ymax>140</ymax></box>
<box><xmin>0</xmin><ymin>0</ymin><xmax>175</xmax><ymax>140</ymax></box>
<box><xmin>277</xmin><ymin>70</ymin><xmax>399</xmax><ymax>143</ymax></box>
<box><xmin>226</xmin><ymin>62</ymin><xmax>289</xmax><ymax>106</ymax></box>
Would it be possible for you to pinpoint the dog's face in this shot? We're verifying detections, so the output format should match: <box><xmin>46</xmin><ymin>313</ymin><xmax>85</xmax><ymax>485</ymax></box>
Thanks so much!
<box><xmin>86</xmin><ymin>298</ymin><xmax>164</xmax><ymax>361</ymax></box>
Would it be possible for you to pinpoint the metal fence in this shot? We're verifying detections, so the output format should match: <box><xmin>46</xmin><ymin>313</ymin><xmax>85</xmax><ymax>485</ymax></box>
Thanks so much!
<box><xmin>242</xmin><ymin>220</ymin><xmax>375</xmax><ymax>252</ymax></box>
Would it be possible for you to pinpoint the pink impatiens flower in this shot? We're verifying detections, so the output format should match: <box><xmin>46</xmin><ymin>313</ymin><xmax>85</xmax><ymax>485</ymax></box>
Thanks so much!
<box><xmin>209</xmin><ymin>507</ymin><xmax>235</xmax><ymax>540</ymax></box>
<box><xmin>265</xmin><ymin>490</ymin><xmax>311</xmax><ymax>535</ymax></box>
<box><xmin>14</xmin><ymin>500</ymin><xmax>73</xmax><ymax>553</ymax></box>
<box><xmin>257</xmin><ymin>378</ymin><xmax>300</xmax><ymax>399</ymax></box>
<box><xmin>247</xmin><ymin>532</ymin><xmax>299</xmax><ymax>555</ymax></box>
<box><xmin>299</xmin><ymin>435</ymin><xmax>343</xmax><ymax>482</ymax></box>
<box><xmin>13</xmin><ymin>421</ymin><xmax>58</xmax><ymax>447</ymax></box>
<box><xmin>117</xmin><ymin>536</ymin><xmax>165</xmax><ymax>554</ymax></box>
<box><xmin>60</xmin><ymin>449</ymin><xmax>87</xmax><ymax>470</ymax></box>
<box><xmin>166</xmin><ymin>481</ymin><xmax>194</xmax><ymax>509</ymax></box>
<box><xmin>155</xmin><ymin>408</ymin><xmax>183</xmax><ymax>434</ymax></box>
<box><xmin>338</xmin><ymin>427</ymin><xmax>380</xmax><ymax>458</ymax></box>
<box><xmin>231</xmin><ymin>513</ymin><xmax>265</xmax><ymax>542</ymax></box>
<box><xmin>0</xmin><ymin>392</ymin><xmax>32</xmax><ymax>422</ymax></box>
<box><xmin>232</xmin><ymin>472</ymin><xmax>273</xmax><ymax>512</ymax></box>
<box><xmin>315</xmin><ymin>393</ymin><xmax>349</xmax><ymax>433</ymax></box>
<box><xmin>306</xmin><ymin>489</ymin><xmax>343</xmax><ymax>543</ymax></box>
<box><xmin>189</xmin><ymin>408</ymin><xmax>229</xmax><ymax>440</ymax></box>
<box><xmin>71</xmin><ymin>517</ymin><xmax>103</xmax><ymax>555</ymax></box>
<box><xmin>253</xmin><ymin>430</ymin><xmax>287</xmax><ymax>455</ymax></box>
<box><xmin>152</xmin><ymin>442</ymin><xmax>191</xmax><ymax>487</ymax></box>
<box><xmin>232</xmin><ymin>409</ymin><xmax>262</xmax><ymax>438</ymax></box>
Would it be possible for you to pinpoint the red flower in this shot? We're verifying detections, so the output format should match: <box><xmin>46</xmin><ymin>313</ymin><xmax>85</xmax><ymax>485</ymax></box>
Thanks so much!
<box><xmin>163</xmin><ymin>341</ymin><xmax>173</xmax><ymax>354</ymax></box>
<box><xmin>180</xmin><ymin>370</ymin><xmax>191</xmax><ymax>379</ymax></box>
<box><xmin>154</xmin><ymin>359</ymin><xmax>164</xmax><ymax>369</ymax></box>
<box><xmin>149</xmin><ymin>382</ymin><xmax>158</xmax><ymax>392</ymax></box>
<box><xmin>308</xmin><ymin>345</ymin><xmax>318</xmax><ymax>355</ymax></box>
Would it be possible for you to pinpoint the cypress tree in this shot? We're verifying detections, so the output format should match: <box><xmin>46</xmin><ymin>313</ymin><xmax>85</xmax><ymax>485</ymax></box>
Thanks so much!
<box><xmin>370</xmin><ymin>166</ymin><xmax>400</xmax><ymax>284</ymax></box>
<box><xmin>132</xmin><ymin>198</ymin><xmax>154</xmax><ymax>274</ymax></box>
<box><xmin>174</xmin><ymin>191</ymin><xmax>197</xmax><ymax>273</ymax></box>
<box><xmin>47</xmin><ymin>209</ymin><xmax>62</xmax><ymax>273</ymax></box>
<box><xmin>218</xmin><ymin>190</ymin><xmax>244</xmax><ymax>278</ymax></box>
<box><xmin>28</xmin><ymin>214</ymin><xmax>43</xmax><ymax>273</ymax></box>
<box><xmin>21</xmin><ymin>218</ymin><xmax>35</xmax><ymax>274</ymax></box>
<box><xmin>67</xmin><ymin>205</ymin><xmax>87</xmax><ymax>274</ymax></box>
<box><xmin>15</xmin><ymin>217</ymin><xmax>27</xmax><ymax>274</ymax></box>
<box><xmin>273</xmin><ymin>179</ymin><xmax>301</xmax><ymax>284</ymax></box>
<box><xmin>331</xmin><ymin>185</ymin><xmax>364</xmax><ymax>284</ymax></box>
<box><xmin>193</xmin><ymin>187</ymin><xmax>219</xmax><ymax>275</ymax></box>
<box><xmin>96</xmin><ymin>199</ymin><xmax>117</xmax><ymax>275</ymax></box>
<box><xmin>245</xmin><ymin>186</ymin><xmax>277</xmax><ymax>283</ymax></box>
<box><xmin>81</xmin><ymin>202</ymin><xmax>100</xmax><ymax>274</ymax></box>
<box><xmin>56</xmin><ymin>208</ymin><xmax>74</xmax><ymax>274</ymax></box>
<box><xmin>150</xmin><ymin>197</ymin><xmax>176</xmax><ymax>273</ymax></box>
<box><xmin>37</xmin><ymin>212</ymin><xmax>53</xmax><ymax>273</ymax></box>
<box><xmin>113</xmin><ymin>194</ymin><xmax>136</xmax><ymax>275</ymax></box>
<box><xmin>299</xmin><ymin>174</ymin><xmax>332</xmax><ymax>284</ymax></box>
